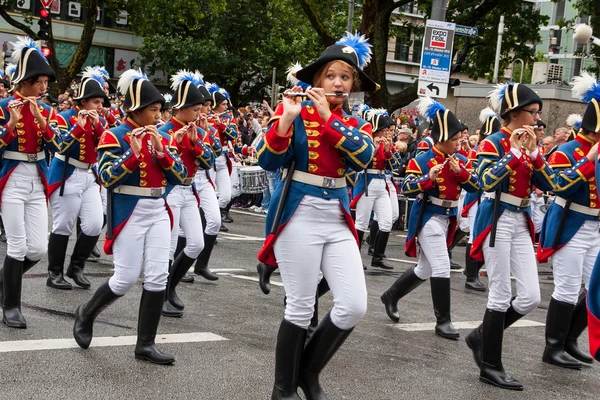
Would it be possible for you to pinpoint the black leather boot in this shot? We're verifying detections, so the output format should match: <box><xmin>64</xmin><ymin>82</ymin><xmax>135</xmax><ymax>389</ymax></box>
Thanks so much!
<box><xmin>67</xmin><ymin>233</ymin><xmax>99</xmax><ymax>289</ymax></box>
<box><xmin>380</xmin><ymin>266</ymin><xmax>426</xmax><ymax>322</ymax></box>
<box><xmin>0</xmin><ymin>217</ymin><xmax>6</xmax><ymax>242</ymax></box>
<box><xmin>194</xmin><ymin>234</ymin><xmax>219</xmax><ymax>281</ymax></box>
<box><xmin>2</xmin><ymin>256</ymin><xmax>27</xmax><ymax>328</ymax></box>
<box><xmin>175</xmin><ymin>236</ymin><xmax>194</xmax><ymax>283</ymax></box>
<box><xmin>565</xmin><ymin>291</ymin><xmax>594</xmax><ymax>363</ymax></box>
<box><xmin>306</xmin><ymin>281</ymin><xmax>329</xmax><ymax>342</ymax></box>
<box><xmin>479</xmin><ymin>309</ymin><xmax>523</xmax><ymax>390</ymax></box>
<box><xmin>47</xmin><ymin>233</ymin><xmax>72</xmax><ymax>290</ymax></box>
<box><xmin>162</xmin><ymin>252</ymin><xmax>197</xmax><ymax>317</ymax></box>
<box><xmin>0</xmin><ymin>257</ymin><xmax>38</xmax><ymax>308</ymax></box>
<box><xmin>371</xmin><ymin>231</ymin><xmax>393</xmax><ymax>270</ymax></box>
<box><xmin>542</xmin><ymin>298</ymin><xmax>582</xmax><ymax>369</ymax></box>
<box><xmin>271</xmin><ymin>320</ymin><xmax>306</xmax><ymax>400</ymax></box>
<box><xmin>134</xmin><ymin>289</ymin><xmax>175</xmax><ymax>365</ymax></box>
<box><xmin>221</xmin><ymin>207</ymin><xmax>233</xmax><ymax>223</ymax></box>
<box><xmin>298</xmin><ymin>313</ymin><xmax>353</xmax><ymax>400</ymax></box>
<box><xmin>430</xmin><ymin>277</ymin><xmax>459</xmax><ymax>340</ymax></box>
<box><xmin>448</xmin><ymin>228</ymin><xmax>467</xmax><ymax>270</ymax></box>
<box><xmin>367</xmin><ymin>221</ymin><xmax>379</xmax><ymax>256</ymax></box>
<box><xmin>258</xmin><ymin>262</ymin><xmax>277</xmax><ymax>295</ymax></box>
<box><xmin>464</xmin><ymin>244</ymin><xmax>485</xmax><ymax>292</ymax></box>
<box><xmin>466</xmin><ymin>302</ymin><xmax>524</xmax><ymax>369</ymax></box>
<box><xmin>356</xmin><ymin>230</ymin><xmax>367</xmax><ymax>271</ymax></box>
<box><xmin>73</xmin><ymin>281</ymin><xmax>120</xmax><ymax>349</ymax></box>
<box><xmin>224</xmin><ymin>201</ymin><xmax>234</xmax><ymax>222</ymax></box>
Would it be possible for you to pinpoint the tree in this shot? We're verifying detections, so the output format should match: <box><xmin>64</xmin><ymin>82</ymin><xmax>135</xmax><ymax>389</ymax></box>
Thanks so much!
<box><xmin>570</xmin><ymin>0</ymin><xmax>600</xmax><ymax>75</ymax></box>
<box><xmin>297</xmin><ymin>0</ymin><xmax>548</xmax><ymax>111</ymax></box>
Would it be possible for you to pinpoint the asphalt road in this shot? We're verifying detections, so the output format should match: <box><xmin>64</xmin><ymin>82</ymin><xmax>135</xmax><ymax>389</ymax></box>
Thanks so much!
<box><xmin>0</xmin><ymin>209</ymin><xmax>597</xmax><ymax>400</ymax></box>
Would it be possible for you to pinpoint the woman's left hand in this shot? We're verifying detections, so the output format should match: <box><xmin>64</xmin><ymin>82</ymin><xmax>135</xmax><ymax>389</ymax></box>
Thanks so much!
<box><xmin>305</xmin><ymin>88</ymin><xmax>331</xmax><ymax>122</ymax></box>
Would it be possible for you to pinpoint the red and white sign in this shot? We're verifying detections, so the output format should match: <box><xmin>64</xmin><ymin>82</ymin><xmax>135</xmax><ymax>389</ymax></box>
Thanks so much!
<box><xmin>430</xmin><ymin>29</ymin><xmax>448</xmax><ymax>49</ymax></box>
<box><xmin>40</xmin><ymin>0</ymin><xmax>53</xmax><ymax>8</ymax></box>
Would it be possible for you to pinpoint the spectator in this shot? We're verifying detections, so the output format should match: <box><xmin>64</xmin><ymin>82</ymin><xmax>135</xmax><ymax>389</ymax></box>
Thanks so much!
<box><xmin>553</xmin><ymin>127</ymin><xmax>569</xmax><ymax>146</ymax></box>
<box><xmin>59</xmin><ymin>98</ymin><xmax>72</xmax><ymax>112</ymax></box>
<box><xmin>468</xmin><ymin>135</ymin><xmax>479</xmax><ymax>149</ymax></box>
<box><xmin>397</xmin><ymin>127</ymin><xmax>417</xmax><ymax>160</ymax></box>
<box><xmin>542</xmin><ymin>136</ymin><xmax>557</xmax><ymax>157</ymax></box>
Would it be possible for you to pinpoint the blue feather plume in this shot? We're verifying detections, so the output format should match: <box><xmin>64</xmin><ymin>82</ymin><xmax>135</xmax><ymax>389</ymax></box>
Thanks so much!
<box><xmin>10</xmin><ymin>36</ymin><xmax>48</xmax><ymax>63</ymax></box>
<box><xmin>0</xmin><ymin>70</ymin><xmax>4</xmax><ymax>80</ymax></box>
<box><xmin>170</xmin><ymin>69</ymin><xmax>200</xmax><ymax>91</ymax></box>
<box><xmin>219</xmin><ymin>88</ymin><xmax>230</xmax><ymax>100</ymax></box>
<box><xmin>6</xmin><ymin>63</ymin><xmax>16</xmax><ymax>78</ymax></box>
<box><xmin>96</xmin><ymin>66</ymin><xmax>110</xmax><ymax>79</ymax></box>
<box><xmin>488</xmin><ymin>83</ymin><xmax>513</xmax><ymax>113</ymax></box>
<box><xmin>82</xmin><ymin>66</ymin><xmax>106</xmax><ymax>86</ymax></box>
<box><xmin>206</xmin><ymin>82</ymin><xmax>220</xmax><ymax>94</ymax></box>
<box><xmin>417</xmin><ymin>96</ymin><xmax>446</xmax><ymax>121</ymax></box>
<box><xmin>194</xmin><ymin>71</ymin><xmax>206</xmax><ymax>87</ymax></box>
<box><xmin>335</xmin><ymin>32</ymin><xmax>373</xmax><ymax>69</ymax></box>
<box><xmin>571</xmin><ymin>72</ymin><xmax>600</xmax><ymax>103</ymax></box>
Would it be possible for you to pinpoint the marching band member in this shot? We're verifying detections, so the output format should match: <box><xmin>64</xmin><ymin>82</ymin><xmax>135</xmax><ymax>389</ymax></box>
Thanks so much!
<box><xmin>0</xmin><ymin>37</ymin><xmax>63</xmax><ymax>328</ymax></box>
<box><xmin>380</xmin><ymin>98</ymin><xmax>478</xmax><ymax>340</ymax></box>
<box><xmin>536</xmin><ymin>72</ymin><xmax>600</xmax><ymax>369</ymax></box>
<box><xmin>466</xmin><ymin>83</ymin><xmax>556</xmax><ymax>390</ymax></box>
<box><xmin>257</xmin><ymin>32</ymin><xmax>376</xmax><ymax>399</ymax></box>
<box><xmin>159</xmin><ymin>70</ymin><xmax>213</xmax><ymax>317</ymax></box>
<box><xmin>460</xmin><ymin>107</ymin><xmax>500</xmax><ymax>292</ymax></box>
<box><xmin>161</xmin><ymin>94</ymin><xmax>174</xmax><ymax>125</ymax></box>
<box><xmin>46</xmin><ymin>66</ymin><xmax>111</xmax><ymax>290</ymax></box>
<box><xmin>73</xmin><ymin>69</ymin><xmax>187</xmax><ymax>364</ymax></box>
<box><xmin>352</xmin><ymin>108</ymin><xmax>395</xmax><ymax>270</ymax></box>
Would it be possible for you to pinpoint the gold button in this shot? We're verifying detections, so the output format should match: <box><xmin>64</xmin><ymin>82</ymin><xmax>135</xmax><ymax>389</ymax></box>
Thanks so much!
<box><xmin>140</xmin><ymin>180</ymin><xmax>147</xmax><ymax>187</ymax></box>
<box><xmin>509</xmin><ymin>185</ymin><xmax>515</xmax><ymax>192</ymax></box>
<box><xmin>161</xmin><ymin>179</ymin><xmax>167</xmax><ymax>186</ymax></box>
<box><xmin>80</xmin><ymin>137</ymin><xmax>86</xmax><ymax>143</ymax></box>
<box><xmin>18</xmin><ymin>145</ymin><xmax>24</xmax><ymax>151</ymax></box>
<box><xmin>140</xmin><ymin>162</ymin><xmax>147</xmax><ymax>168</ymax></box>
<box><xmin>591</xmin><ymin>193</ymin><xmax>597</xmax><ymax>199</ymax></box>
<box><xmin>16</xmin><ymin>122</ymin><xmax>24</xmax><ymax>128</ymax></box>
<box><xmin>37</xmin><ymin>139</ymin><xmax>42</xmax><ymax>145</ymax></box>
<box><xmin>439</xmin><ymin>194</ymin><xmax>447</xmax><ymax>199</ymax></box>
<box><xmin>591</xmin><ymin>185</ymin><xmax>597</xmax><ymax>190</ymax></box>
<box><xmin>17</xmin><ymin>130</ymin><xmax>25</xmax><ymax>136</ymax></box>
<box><xmin>80</xmin><ymin>144</ymin><xmax>86</xmax><ymax>149</ymax></box>
<box><xmin>140</xmin><ymin>171</ymin><xmax>147</xmax><ymax>177</ymax></box>
<box><xmin>591</xmin><ymin>202</ymin><xmax>597</xmax><ymax>207</ymax></box>
<box><xmin>323</xmin><ymin>190</ymin><xmax>328</xmax><ymax>195</ymax></box>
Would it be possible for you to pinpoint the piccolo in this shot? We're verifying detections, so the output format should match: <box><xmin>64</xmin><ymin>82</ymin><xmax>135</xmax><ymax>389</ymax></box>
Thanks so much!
<box><xmin>9</xmin><ymin>94</ymin><xmax>48</xmax><ymax>109</ymax></box>
<box><xmin>283</xmin><ymin>91</ymin><xmax>348</xmax><ymax>98</ymax></box>
<box><xmin>133</xmin><ymin>127</ymin><xmax>149</xmax><ymax>136</ymax></box>
<box><xmin>441</xmin><ymin>150</ymin><xmax>459</xmax><ymax>167</ymax></box>
<box><xmin>207</xmin><ymin>111</ymin><xmax>228</xmax><ymax>118</ymax></box>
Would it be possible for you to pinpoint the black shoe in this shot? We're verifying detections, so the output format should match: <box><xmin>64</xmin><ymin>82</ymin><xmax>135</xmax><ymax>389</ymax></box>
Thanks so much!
<box><xmin>162</xmin><ymin>253</ymin><xmax>197</xmax><ymax>317</ymax></box>
<box><xmin>449</xmin><ymin>253</ymin><xmax>462</xmax><ymax>270</ymax></box>
<box><xmin>367</xmin><ymin>221</ymin><xmax>379</xmax><ymax>256</ymax></box>
<box><xmin>46</xmin><ymin>233</ymin><xmax>72</xmax><ymax>290</ymax></box>
<box><xmin>73</xmin><ymin>281</ymin><xmax>120</xmax><ymax>349</ymax></box>
<box><xmin>565</xmin><ymin>291</ymin><xmax>594</xmax><ymax>364</ymax></box>
<box><xmin>464</xmin><ymin>244</ymin><xmax>486</xmax><ymax>292</ymax></box>
<box><xmin>91</xmin><ymin>245</ymin><xmax>101</xmax><ymax>259</ymax></box>
<box><xmin>298</xmin><ymin>313</ymin><xmax>353</xmax><ymax>400</ymax></box>
<box><xmin>219</xmin><ymin>223</ymin><xmax>229</xmax><ymax>232</ymax></box>
<box><xmin>193</xmin><ymin>234</ymin><xmax>219</xmax><ymax>281</ymax></box>
<box><xmin>180</xmin><ymin>272</ymin><xmax>194</xmax><ymax>283</ymax></box>
<box><xmin>479</xmin><ymin>309</ymin><xmax>523</xmax><ymax>391</ymax></box>
<box><xmin>271</xmin><ymin>320</ymin><xmax>306</xmax><ymax>400</ymax></box>
<box><xmin>134</xmin><ymin>289</ymin><xmax>175</xmax><ymax>365</ymax></box>
<box><xmin>542</xmin><ymin>298</ymin><xmax>582</xmax><ymax>369</ymax></box>
<box><xmin>371</xmin><ymin>231</ymin><xmax>394</xmax><ymax>270</ymax></box>
<box><xmin>380</xmin><ymin>267</ymin><xmax>425</xmax><ymax>323</ymax></box>
<box><xmin>258</xmin><ymin>262</ymin><xmax>276</xmax><ymax>295</ymax></box>
<box><xmin>67</xmin><ymin>233</ymin><xmax>99</xmax><ymax>289</ymax></box>
<box><xmin>221</xmin><ymin>207</ymin><xmax>233</xmax><ymax>223</ymax></box>
<box><xmin>2</xmin><ymin>256</ymin><xmax>27</xmax><ymax>328</ymax></box>
<box><xmin>430</xmin><ymin>277</ymin><xmax>459</xmax><ymax>340</ymax></box>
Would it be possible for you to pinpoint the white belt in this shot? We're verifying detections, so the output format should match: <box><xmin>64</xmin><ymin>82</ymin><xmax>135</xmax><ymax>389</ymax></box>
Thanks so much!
<box><xmin>3</xmin><ymin>150</ymin><xmax>45</xmax><ymax>163</ymax></box>
<box><xmin>555</xmin><ymin>197</ymin><xmax>600</xmax><ymax>217</ymax></box>
<box><xmin>366</xmin><ymin>169</ymin><xmax>386</xmax><ymax>175</ymax></box>
<box><xmin>282</xmin><ymin>169</ymin><xmax>345</xmax><ymax>189</ymax></box>
<box><xmin>426</xmin><ymin>195</ymin><xmax>459</xmax><ymax>208</ymax></box>
<box><xmin>113</xmin><ymin>185</ymin><xmax>165</xmax><ymax>198</ymax></box>
<box><xmin>55</xmin><ymin>154</ymin><xmax>91</xmax><ymax>170</ymax></box>
<box><xmin>484</xmin><ymin>192</ymin><xmax>531</xmax><ymax>208</ymax></box>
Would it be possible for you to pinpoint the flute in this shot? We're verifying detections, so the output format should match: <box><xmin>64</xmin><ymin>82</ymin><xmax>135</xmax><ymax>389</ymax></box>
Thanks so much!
<box><xmin>207</xmin><ymin>111</ymin><xmax>228</xmax><ymax>118</ymax></box>
<box><xmin>133</xmin><ymin>127</ymin><xmax>149</xmax><ymax>136</ymax></box>
<box><xmin>283</xmin><ymin>90</ymin><xmax>349</xmax><ymax>98</ymax></box>
<box><xmin>441</xmin><ymin>150</ymin><xmax>459</xmax><ymax>167</ymax></box>
<box><xmin>9</xmin><ymin>94</ymin><xmax>48</xmax><ymax>109</ymax></box>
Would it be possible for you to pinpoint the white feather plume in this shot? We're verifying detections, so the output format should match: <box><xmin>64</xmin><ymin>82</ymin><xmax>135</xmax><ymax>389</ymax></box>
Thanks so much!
<box><xmin>170</xmin><ymin>69</ymin><xmax>198</xmax><ymax>91</ymax></box>
<box><xmin>163</xmin><ymin>93</ymin><xmax>173</xmax><ymax>103</ymax></box>
<box><xmin>566</xmin><ymin>113</ymin><xmax>582</xmax><ymax>127</ymax></box>
<box><xmin>117</xmin><ymin>68</ymin><xmax>147</xmax><ymax>96</ymax></box>
<box><xmin>479</xmin><ymin>107</ymin><xmax>497</xmax><ymax>124</ymax></box>
<box><xmin>488</xmin><ymin>83</ymin><xmax>508</xmax><ymax>113</ymax></box>
<box><xmin>286</xmin><ymin>62</ymin><xmax>303</xmax><ymax>86</ymax></box>
<box><xmin>571</xmin><ymin>71</ymin><xmax>599</xmax><ymax>102</ymax></box>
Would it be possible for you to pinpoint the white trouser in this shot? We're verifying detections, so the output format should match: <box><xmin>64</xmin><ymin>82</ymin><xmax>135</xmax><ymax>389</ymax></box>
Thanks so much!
<box><xmin>386</xmin><ymin>176</ymin><xmax>399</xmax><ymax>224</ymax></box>
<box><xmin>214</xmin><ymin>154</ymin><xmax>231</xmax><ymax>208</ymax></box>
<box><xmin>101</xmin><ymin>186</ymin><xmax>107</xmax><ymax>215</ymax></box>
<box><xmin>530</xmin><ymin>193</ymin><xmax>545</xmax><ymax>234</ymax></box>
<box><xmin>108</xmin><ymin>198</ymin><xmax>170</xmax><ymax>295</ymax></box>
<box><xmin>274</xmin><ymin>195</ymin><xmax>367</xmax><ymax>330</ymax></box>
<box><xmin>230</xmin><ymin>161</ymin><xmax>242</xmax><ymax>199</ymax></box>
<box><xmin>1</xmin><ymin>163</ymin><xmax>48</xmax><ymax>261</ymax></box>
<box><xmin>483</xmin><ymin>210</ymin><xmax>540</xmax><ymax>314</ymax></box>
<box><xmin>458</xmin><ymin>190</ymin><xmax>469</xmax><ymax>232</ymax></box>
<box><xmin>552</xmin><ymin>220</ymin><xmax>600</xmax><ymax>304</ymax></box>
<box><xmin>467</xmin><ymin>202</ymin><xmax>478</xmax><ymax>244</ymax></box>
<box><xmin>50</xmin><ymin>168</ymin><xmax>103</xmax><ymax>237</ymax></box>
<box><xmin>355</xmin><ymin>178</ymin><xmax>393</xmax><ymax>233</ymax></box>
<box><xmin>167</xmin><ymin>185</ymin><xmax>205</xmax><ymax>260</ymax></box>
<box><xmin>194</xmin><ymin>171</ymin><xmax>221</xmax><ymax>235</ymax></box>
<box><xmin>414</xmin><ymin>214</ymin><xmax>451</xmax><ymax>279</ymax></box>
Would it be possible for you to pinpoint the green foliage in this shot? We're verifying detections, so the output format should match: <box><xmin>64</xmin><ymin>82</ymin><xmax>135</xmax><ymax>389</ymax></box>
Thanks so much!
<box><xmin>570</xmin><ymin>0</ymin><xmax>600</xmax><ymax>75</ymax></box>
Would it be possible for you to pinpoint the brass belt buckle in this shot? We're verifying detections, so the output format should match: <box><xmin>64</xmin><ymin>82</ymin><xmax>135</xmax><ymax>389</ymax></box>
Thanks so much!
<box><xmin>441</xmin><ymin>200</ymin><xmax>453</xmax><ymax>208</ymax></box>
<box><xmin>27</xmin><ymin>153</ymin><xmax>38</xmax><ymax>162</ymax></box>
<box><xmin>183</xmin><ymin>178</ymin><xmax>193</xmax><ymax>185</ymax></box>
<box><xmin>150</xmin><ymin>188</ymin><xmax>163</xmax><ymax>197</ymax></box>
<box><xmin>322</xmin><ymin>178</ymin><xmax>337</xmax><ymax>189</ymax></box>
<box><xmin>520</xmin><ymin>199</ymin><xmax>531</xmax><ymax>207</ymax></box>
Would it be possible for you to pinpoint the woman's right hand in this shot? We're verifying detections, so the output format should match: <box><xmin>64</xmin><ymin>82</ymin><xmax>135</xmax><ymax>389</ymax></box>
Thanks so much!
<box><xmin>282</xmin><ymin>86</ymin><xmax>303</xmax><ymax>119</ymax></box>
<box><xmin>7</xmin><ymin>101</ymin><xmax>22</xmax><ymax>132</ymax></box>
<box><xmin>130</xmin><ymin>128</ymin><xmax>145</xmax><ymax>157</ymax></box>
<box><xmin>428</xmin><ymin>164</ymin><xmax>443</xmax><ymax>181</ymax></box>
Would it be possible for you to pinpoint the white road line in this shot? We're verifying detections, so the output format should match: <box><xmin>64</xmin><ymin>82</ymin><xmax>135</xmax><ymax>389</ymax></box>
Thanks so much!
<box><xmin>219</xmin><ymin>233</ymin><xmax>265</xmax><ymax>241</ymax></box>
<box><xmin>230</xmin><ymin>209</ymin><xmax>267</xmax><ymax>218</ymax></box>
<box><xmin>217</xmin><ymin>272</ymin><xmax>284</xmax><ymax>287</ymax></box>
<box><xmin>0</xmin><ymin>332</ymin><xmax>228</xmax><ymax>353</ymax></box>
<box><xmin>394</xmin><ymin>234</ymin><xmax>407</xmax><ymax>238</ymax></box>
<box><xmin>207</xmin><ymin>268</ymin><xmax>246</xmax><ymax>272</ymax></box>
<box><xmin>386</xmin><ymin>258</ymin><xmax>418</xmax><ymax>265</ymax></box>
<box><xmin>389</xmin><ymin>320</ymin><xmax>544</xmax><ymax>332</ymax></box>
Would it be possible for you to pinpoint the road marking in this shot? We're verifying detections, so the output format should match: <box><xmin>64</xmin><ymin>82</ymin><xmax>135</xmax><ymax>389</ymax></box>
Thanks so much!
<box><xmin>219</xmin><ymin>232</ymin><xmax>265</xmax><ymax>241</ymax></box>
<box><xmin>230</xmin><ymin>209</ymin><xmax>267</xmax><ymax>218</ymax></box>
<box><xmin>394</xmin><ymin>234</ymin><xmax>407</xmax><ymax>238</ymax></box>
<box><xmin>208</xmin><ymin>268</ymin><xmax>247</xmax><ymax>272</ymax></box>
<box><xmin>217</xmin><ymin>272</ymin><xmax>284</xmax><ymax>287</ymax></box>
<box><xmin>0</xmin><ymin>332</ymin><xmax>228</xmax><ymax>353</ymax></box>
<box><xmin>390</xmin><ymin>320</ymin><xmax>544</xmax><ymax>332</ymax></box>
<box><xmin>386</xmin><ymin>258</ymin><xmax>418</xmax><ymax>265</ymax></box>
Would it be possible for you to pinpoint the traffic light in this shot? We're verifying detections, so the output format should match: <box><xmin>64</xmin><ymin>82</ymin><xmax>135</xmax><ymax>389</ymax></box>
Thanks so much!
<box><xmin>38</xmin><ymin>8</ymin><xmax>51</xmax><ymax>40</ymax></box>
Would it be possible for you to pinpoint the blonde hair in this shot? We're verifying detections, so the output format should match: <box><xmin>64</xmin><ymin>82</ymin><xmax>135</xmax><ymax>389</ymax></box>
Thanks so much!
<box><xmin>313</xmin><ymin>61</ymin><xmax>361</xmax><ymax>92</ymax></box>
<box><xmin>396</xmin><ymin>140</ymin><xmax>407</xmax><ymax>153</ymax></box>
<box><xmin>469</xmin><ymin>134</ymin><xmax>479</xmax><ymax>147</ymax></box>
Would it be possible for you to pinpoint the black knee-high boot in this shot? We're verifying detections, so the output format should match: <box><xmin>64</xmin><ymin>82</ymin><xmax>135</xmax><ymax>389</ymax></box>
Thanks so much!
<box><xmin>464</xmin><ymin>244</ymin><xmax>485</xmax><ymax>291</ymax></box>
<box><xmin>67</xmin><ymin>233</ymin><xmax>99</xmax><ymax>289</ymax></box>
<box><xmin>367</xmin><ymin>221</ymin><xmax>379</xmax><ymax>256</ymax></box>
<box><xmin>162</xmin><ymin>252</ymin><xmax>198</xmax><ymax>317</ymax></box>
<box><xmin>356</xmin><ymin>230</ymin><xmax>367</xmax><ymax>271</ymax></box>
<box><xmin>430</xmin><ymin>277</ymin><xmax>459</xmax><ymax>340</ymax></box>
<box><xmin>73</xmin><ymin>281</ymin><xmax>120</xmax><ymax>348</ymax></box>
<box><xmin>194</xmin><ymin>233</ymin><xmax>219</xmax><ymax>281</ymax></box>
<box><xmin>565</xmin><ymin>290</ymin><xmax>594</xmax><ymax>363</ymax></box>
<box><xmin>448</xmin><ymin>228</ymin><xmax>467</xmax><ymax>269</ymax></box>
<box><xmin>2</xmin><ymin>256</ymin><xmax>27</xmax><ymax>328</ymax></box>
<box><xmin>134</xmin><ymin>289</ymin><xmax>175</xmax><ymax>365</ymax></box>
<box><xmin>380</xmin><ymin>266</ymin><xmax>426</xmax><ymax>322</ymax></box>
<box><xmin>258</xmin><ymin>262</ymin><xmax>277</xmax><ymax>294</ymax></box>
<box><xmin>371</xmin><ymin>231</ymin><xmax>393</xmax><ymax>270</ymax></box>
<box><xmin>47</xmin><ymin>233</ymin><xmax>72</xmax><ymax>290</ymax></box>
<box><xmin>175</xmin><ymin>236</ymin><xmax>194</xmax><ymax>283</ymax></box>
<box><xmin>542</xmin><ymin>298</ymin><xmax>582</xmax><ymax>369</ymax></box>
<box><xmin>271</xmin><ymin>320</ymin><xmax>306</xmax><ymax>399</ymax></box>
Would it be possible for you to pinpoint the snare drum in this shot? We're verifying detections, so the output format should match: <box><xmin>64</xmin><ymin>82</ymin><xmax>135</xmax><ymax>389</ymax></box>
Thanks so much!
<box><xmin>235</xmin><ymin>166</ymin><xmax>267</xmax><ymax>194</ymax></box>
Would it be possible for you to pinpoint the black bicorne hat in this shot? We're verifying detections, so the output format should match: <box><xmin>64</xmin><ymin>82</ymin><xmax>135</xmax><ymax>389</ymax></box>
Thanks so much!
<box><xmin>74</xmin><ymin>66</ymin><xmax>110</xmax><ymax>107</ymax></box>
<box><xmin>117</xmin><ymin>69</ymin><xmax>165</xmax><ymax>112</ymax></box>
<box><xmin>417</xmin><ymin>97</ymin><xmax>463</xmax><ymax>143</ymax></box>
<box><xmin>295</xmin><ymin>32</ymin><xmax>379</xmax><ymax>93</ymax></box>
<box><xmin>170</xmin><ymin>70</ymin><xmax>205</xmax><ymax>109</ymax></box>
<box><xmin>478</xmin><ymin>107</ymin><xmax>501</xmax><ymax>136</ymax></box>
<box><xmin>365</xmin><ymin>108</ymin><xmax>393</xmax><ymax>133</ymax></box>
<box><xmin>10</xmin><ymin>36</ymin><xmax>55</xmax><ymax>84</ymax></box>
<box><xmin>489</xmin><ymin>82</ymin><xmax>542</xmax><ymax>119</ymax></box>
<box><xmin>192</xmin><ymin>71</ymin><xmax>212</xmax><ymax>104</ymax></box>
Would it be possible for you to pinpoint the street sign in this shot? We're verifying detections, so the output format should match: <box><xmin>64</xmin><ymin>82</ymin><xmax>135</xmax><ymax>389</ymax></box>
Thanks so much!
<box><xmin>455</xmin><ymin>25</ymin><xmax>478</xmax><ymax>38</ymax></box>
<box><xmin>418</xmin><ymin>19</ymin><xmax>455</xmax><ymax>98</ymax></box>
<box><xmin>418</xmin><ymin>80</ymin><xmax>448</xmax><ymax>99</ymax></box>
<box><xmin>40</xmin><ymin>0</ymin><xmax>53</xmax><ymax>9</ymax></box>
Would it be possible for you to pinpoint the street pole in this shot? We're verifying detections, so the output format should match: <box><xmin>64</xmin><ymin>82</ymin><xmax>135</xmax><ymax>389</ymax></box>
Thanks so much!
<box><xmin>270</xmin><ymin>67</ymin><xmax>277</xmax><ymax>109</ymax></box>
<box><xmin>431</xmin><ymin>0</ymin><xmax>447</xmax><ymax>21</ymax></box>
<box><xmin>492</xmin><ymin>15</ymin><xmax>504</xmax><ymax>84</ymax></box>
<box><xmin>347</xmin><ymin>0</ymin><xmax>354</xmax><ymax>32</ymax></box>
